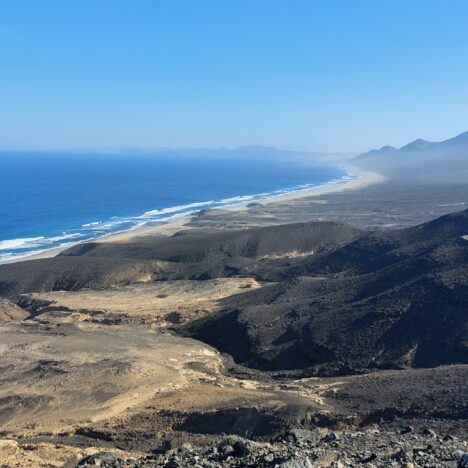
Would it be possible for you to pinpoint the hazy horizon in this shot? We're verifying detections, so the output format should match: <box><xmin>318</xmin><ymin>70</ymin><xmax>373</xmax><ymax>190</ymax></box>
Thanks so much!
<box><xmin>1</xmin><ymin>0</ymin><xmax>468</xmax><ymax>153</ymax></box>
<box><xmin>0</xmin><ymin>129</ymin><xmax>466</xmax><ymax>157</ymax></box>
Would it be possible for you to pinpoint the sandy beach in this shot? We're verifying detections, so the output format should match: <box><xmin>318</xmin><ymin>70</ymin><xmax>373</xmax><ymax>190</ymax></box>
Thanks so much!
<box><xmin>104</xmin><ymin>168</ymin><xmax>385</xmax><ymax>242</ymax></box>
<box><xmin>0</xmin><ymin>168</ymin><xmax>385</xmax><ymax>265</ymax></box>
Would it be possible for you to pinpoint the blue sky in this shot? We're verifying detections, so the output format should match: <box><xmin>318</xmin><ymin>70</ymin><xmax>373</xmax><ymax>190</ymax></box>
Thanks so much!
<box><xmin>1</xmin><ymin>0</ymin><xmax>467</xmax><ymax>153</ymax></box>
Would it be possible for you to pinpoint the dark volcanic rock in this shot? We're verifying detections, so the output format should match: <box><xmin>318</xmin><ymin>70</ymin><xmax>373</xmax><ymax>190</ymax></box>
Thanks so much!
<box><xmin>59</xmin><ymin>222</ymin><xmax>362</xmax><ymax>263</ymax></box>
<box><xmin>74</xmin><ymin>428</ymin><xmax>467</xmax><ymax>467</ymax></box>
<box><xmin>0</xmin><ymin>221</ymin><xmax>361</xmax><ymax>296</ymax></box>
<box><xmin>458</xmin><ymin>453</ymin><xmax>468</xmax><ymax>467</ymax></box>
<box><xmin>179</xmin><ymin>210</ymin><xmax>468</xmax><ymax>376</ymax></box>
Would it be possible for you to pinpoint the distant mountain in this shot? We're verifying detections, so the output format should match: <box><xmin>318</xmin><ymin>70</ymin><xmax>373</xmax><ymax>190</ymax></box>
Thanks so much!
<box><xmin>399</xmin><ymin>138</ymin><xmax>432</xmax><ymax>151</ymax></box>
<box><xmin>355</xmin><ymin>131</ymin><xmax>468</xmax><ymax>182</ymax></box>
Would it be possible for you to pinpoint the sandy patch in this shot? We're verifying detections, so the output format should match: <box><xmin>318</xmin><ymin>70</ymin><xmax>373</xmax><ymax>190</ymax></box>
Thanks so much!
<box><xmin>0</xmin><ymin>321</ymin><xmax>222</xmax><ymax>437</ymax></box>
<box><xmin>257</xmin><ymin>249</ymin><xmax>315</xmax><ymax>260</ymax></box>
<box><xmin>28</xmin><ymin>278</ymin><xmax>261</xmax><ymax>325</ymax></box>
<box><xmin>0</xmin><ymin>298</ymin><xmax>29</xmax><ymax>321</ymax></box>
<box><xmin>0</xmin><ymin>440</ymin><xmax>132</xmax><ymax>468</ymax></box>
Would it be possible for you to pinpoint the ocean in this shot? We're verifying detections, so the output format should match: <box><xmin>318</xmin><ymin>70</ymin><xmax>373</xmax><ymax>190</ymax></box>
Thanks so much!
<box><xmin>0</xmin><ymin>150</ymin><xmax>350</xmax><ymax>261</ymax></box>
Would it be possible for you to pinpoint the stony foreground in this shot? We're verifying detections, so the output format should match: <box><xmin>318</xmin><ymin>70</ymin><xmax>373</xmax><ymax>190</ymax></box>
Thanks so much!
<box><xmin>76</xmin><ymin>428</ymin><xmax>468</xmax><ymax>467</ymax></box>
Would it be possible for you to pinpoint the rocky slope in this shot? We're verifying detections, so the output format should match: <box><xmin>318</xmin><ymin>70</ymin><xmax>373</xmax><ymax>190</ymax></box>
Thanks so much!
<box><xmin>75</xmin><ymin>428</ymin><xmax>468</xmax><ymax>467</ymax></box>
<box><xmin>0</xmin><ymin>222</ymin><xmax>361</xmax><ymax>296</ymax></box>
<box><xmin>179</xmin><ymin>210</ymin><xmax>468</xmax><ymax>376</ymax></box>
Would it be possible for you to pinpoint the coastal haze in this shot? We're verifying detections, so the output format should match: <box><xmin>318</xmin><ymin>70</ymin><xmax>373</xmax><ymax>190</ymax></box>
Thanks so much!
<box><xmin>0</xmin><ymin>1</ymin><xmax>468</xmax><ymax>467</ymax></box>
<box><xmin>356</xmin><ymin>130</ymin><xmax>468</xmax><ymax>182</ymax></box>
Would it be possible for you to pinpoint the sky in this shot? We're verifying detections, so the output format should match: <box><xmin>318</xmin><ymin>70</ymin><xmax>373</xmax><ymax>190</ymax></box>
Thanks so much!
<box><xmin>1</xmin><ymin>0</ymin><xmax>468</xmax><ymax>154</ymax></box>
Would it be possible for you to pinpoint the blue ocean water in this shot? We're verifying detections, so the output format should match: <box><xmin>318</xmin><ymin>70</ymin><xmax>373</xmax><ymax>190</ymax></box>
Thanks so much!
<box><xmin>0</xmin><ymin>151</ymin><xmax>350</xmax><ymax>261</ymax></box>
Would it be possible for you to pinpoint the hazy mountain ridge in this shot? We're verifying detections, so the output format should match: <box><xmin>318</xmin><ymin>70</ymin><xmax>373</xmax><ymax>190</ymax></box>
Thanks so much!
<box><xmin>355</xmin><ymin>130</ymin><xmax>468</xmax><ymax>182</ymax></box>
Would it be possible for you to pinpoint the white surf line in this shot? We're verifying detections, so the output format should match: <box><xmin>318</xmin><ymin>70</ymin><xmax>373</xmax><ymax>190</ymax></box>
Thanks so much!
<box><xmin>0</xmin><ymin>168</ymin><xmax>379</xmax><ymax>265</ymax></box>
<box><xmin>0</xmin><ymin>237</ymin><xmax>45</xmax><ymax>250</ymax></box>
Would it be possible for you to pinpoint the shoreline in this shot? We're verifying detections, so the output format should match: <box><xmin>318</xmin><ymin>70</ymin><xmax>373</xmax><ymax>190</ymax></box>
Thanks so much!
<box><xmin>0</xmin><ymin>168</ymin><xmax>385</xmax><ymax>265</ymax></box>
<box><xmin>100</xmin><ymin>168</ymin><xmax>386</xmax><ymax>242</ymax></box>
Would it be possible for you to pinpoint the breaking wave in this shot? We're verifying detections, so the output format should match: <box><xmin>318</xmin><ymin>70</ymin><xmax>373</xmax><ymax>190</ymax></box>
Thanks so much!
<box><xmin>0</xmin><ymin>172</ymin><xmax>357</xmax><ymax>262</ymax></box>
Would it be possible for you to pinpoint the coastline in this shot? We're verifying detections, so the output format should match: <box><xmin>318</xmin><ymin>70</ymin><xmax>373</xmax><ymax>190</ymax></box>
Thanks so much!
<box><xmin>262</xmin><ymin>168</ymin><xmax>386</xmax><ymax>203</ymax></box>
<box><xmin>0</xmin><ymin>168</ymin><xmax>385</xmax><ymax>265</ymax></box>
<box><xmin>101</xmin><ymin>168</ymin><xmax>386</xmax><ymax>242</ymax></box>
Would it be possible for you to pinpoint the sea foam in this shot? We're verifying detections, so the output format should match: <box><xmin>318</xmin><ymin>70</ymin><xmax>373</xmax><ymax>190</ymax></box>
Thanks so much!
<box><xmin>0</xmin><ymin>153</ymin><xmax>350</xmax><ymax>262</ymax></box>
<box><xmin>0</xmin><ymin>237</ymin><xmax>45</xmax><ymax>250</ymax></box>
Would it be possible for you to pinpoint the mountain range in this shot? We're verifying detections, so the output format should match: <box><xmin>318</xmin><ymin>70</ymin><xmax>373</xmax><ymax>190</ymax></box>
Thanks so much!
<box><xmin>354</xmin><ymin>130</ymin><xmax>468</xmax><ymax>182</ymax></box>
